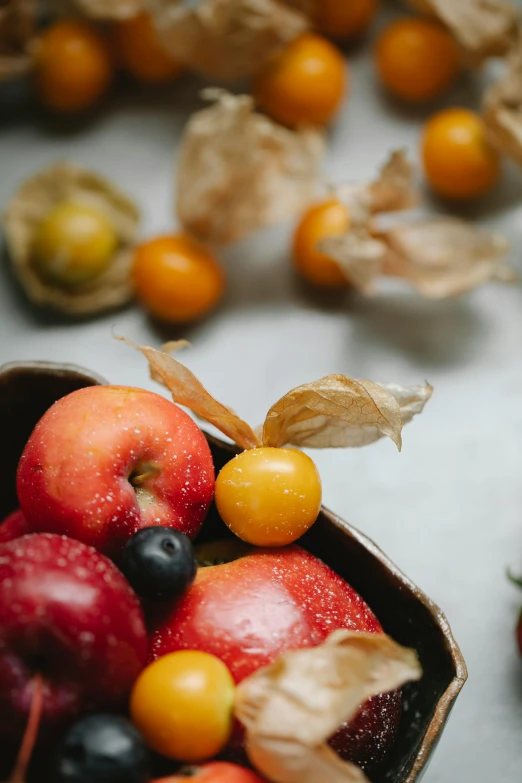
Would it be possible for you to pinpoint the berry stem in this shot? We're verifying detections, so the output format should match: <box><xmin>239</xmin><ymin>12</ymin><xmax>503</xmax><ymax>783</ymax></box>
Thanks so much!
<box><xmin>9</xmin><ymin>674</ymin><xmax>44</xmax><ymax>783</ymax></box>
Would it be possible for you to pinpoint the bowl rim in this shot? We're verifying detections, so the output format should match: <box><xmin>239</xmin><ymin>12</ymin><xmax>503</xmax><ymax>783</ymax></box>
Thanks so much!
<box><xmin>0</xmin><ymin>361</ymin><xmax>468</xmax><ymax>782</ymax></box>
<box><xmin>205</xmin><ymin>432</ymin><xmax>468</xmax><ymax>782</ymax></box>
<box><xmin>320</xmin><ymin>505</ymin><xmax>468</xmax><ymax>782</ymax></box>
<box><xmin>0</xmin><ymin>360</ymin><xmax>107</xmax><ymax>386</ymax></box>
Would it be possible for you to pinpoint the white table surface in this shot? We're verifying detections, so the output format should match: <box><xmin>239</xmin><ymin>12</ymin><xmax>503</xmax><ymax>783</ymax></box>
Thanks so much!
<box><xmin>1</xmin><ymin>6</ymin><xmax>522</xmax><ymax>781</ymax></box>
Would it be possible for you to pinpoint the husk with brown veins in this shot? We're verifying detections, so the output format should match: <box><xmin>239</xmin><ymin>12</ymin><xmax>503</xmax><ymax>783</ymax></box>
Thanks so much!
<box><xmin>484</xmin><ymin>39</ymin><xmax>522</xmax><ymax>165</ymax></box>
<box><xmin>3</xmin><ymin>163</ymin><xmax>140</xmax><ymax>316</ymax></box>
<box><xmin>0</xmin><ymin>0</ymin><xmax>35</xmax><ymax>81</ymax></box>
<box><xmin>332</xmin><ymin>149</ymin><xmax>419</xmax><ymax>226</ymax></box>
<box><xmin>149</xmin><ymin>0</ymin><xmax>310</xmax><ymax>81</ymax></box>
<box><xmin>176</xmin><ymin>90</ymin><xmax>325</xmax><ymax>245</ymax></box>
<box><xmin>405</xmin><ymin>0</ymin><xmax>519</xmax><ymax>65</ymax></box>
<box><xmin>235</xmin><ymin>630</ymin><xmax>422</xmax><ymax>783</ymax></box>
<box><xmin>320</xmin><ymin>151</ymin><xmax>514</xmax><ymax>298</ymax></box>
<box><xmin>121</xmin><ymin>338</ymin><xmax>433</xmax><ymax>452</ymax></box>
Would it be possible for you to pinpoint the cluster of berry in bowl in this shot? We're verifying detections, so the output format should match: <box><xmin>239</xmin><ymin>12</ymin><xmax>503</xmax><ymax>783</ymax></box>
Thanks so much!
<box><xmin>1</xmin><ymin>383</ymin><xmax>403</xmax><ymax>783</ymax></box>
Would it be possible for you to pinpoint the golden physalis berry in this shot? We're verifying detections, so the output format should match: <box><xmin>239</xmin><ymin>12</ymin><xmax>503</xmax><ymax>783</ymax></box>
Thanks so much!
<box><xmin>316</xmin><ymin>0</ymin><xmax>379</xmax><ymax>40</ymax></box>
<box><xmin>130</xmin><ymin>651</ymin><xmax>235</xmax><ymax>762</ymax></box>
<box><xmin>255</xmin><ymin>33</ymin><xmax>347</xmax><ymax>127</ymax></box>
<box><xmin>375</xmin><ymin>18</ymin><xmax>460</xmax><ymax>103</ymax></box>
<box><xmin>132</xmin><ymin>234</ymin><xmax>224</xmax><ymax>323</ymax></box>
<box><xmin>422</xmin><ymin>108</ymin><xmax>500</xmax><ymax>200</ymax></box>
<box><xmin>34</xmin><ymin>202</ymin><xmax>118</xmax><ymax>286</ymax></box>
<box><xmin>214</xmin><ymin>447</ymin><xmax>322</xmax><ymax>547</ymax></box>
<box><xmin>36</xmin><ymin>20</ymin><xmax>112</xmax><ymax>113</ymax></box>
<box><xmin>112</xmin><ymin>13</ymin><xmax>183</xmax><ymax>84</ymax></box>
<box><xmin>293</xmin><ymin>198</ymin><xmax>350</xmax><ymax>288</ymax></box>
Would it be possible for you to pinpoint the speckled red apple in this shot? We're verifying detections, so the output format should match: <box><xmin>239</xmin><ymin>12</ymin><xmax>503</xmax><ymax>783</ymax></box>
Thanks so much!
<box><xmin>0</xmin><ymin>533</ymin><xmax>148</xmax><ymax>744</ymax></box>
<box><xmin>148</xmin><ymin>544</ymin><xmax>401</xmax><ymax>773</ymax></box>
<box><xmin>157</xmin><ymin>762</ymin><xmax>267</xmax><ymax>783</ymax></box>
<box><xmin>17</xmin><ymin>386</ymin><xmax>215</xmax><ymax>557</ymax></box>
<box><xmin>0</xmin><ymin>508</ymin><xmax>31</xmax><ymax>544</ymax></box>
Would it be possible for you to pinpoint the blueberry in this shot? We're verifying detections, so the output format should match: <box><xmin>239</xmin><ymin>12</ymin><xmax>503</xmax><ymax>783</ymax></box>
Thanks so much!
<box><xmin>55</xmin><ymin>714</ymin><xmax>150</xmax><ymax>783</ymax></box>
<box><xmin>122</xmin><ymin>527</ymin><xmax>197</xmax><ymax>601</ymax></box>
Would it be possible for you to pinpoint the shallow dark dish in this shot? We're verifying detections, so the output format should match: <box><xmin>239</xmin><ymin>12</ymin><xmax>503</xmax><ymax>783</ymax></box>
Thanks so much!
<box><xmin>0</xmin><ymin>361</ymin><xmax>467</xmax><ymax>783</ymax></box>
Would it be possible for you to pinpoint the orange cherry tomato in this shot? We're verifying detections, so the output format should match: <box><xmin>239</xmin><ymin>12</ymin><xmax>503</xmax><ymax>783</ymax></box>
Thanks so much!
<box><xmin>112</xmin><ymin>13</ymin><xmax>183</xmax><ymax>83</ymax></box>
<box><xmin>132</xmin><ymin>234</ymin><xmax>225</xmax><ymax>323</ymax></box>
<box><xmin>375</xmin><ymin>18</ymin><xmax>459</xmax><ymax>102</ymax></box>
<box><xmin>422</xmin><ymin>108</ymin><xmax>500</xmax><ymax>200</ymax></box>
<box><xmin>293</xmin><ymin>199</ymin><xmax>350</xmax><ymax>288</ymax></box>
<box><xmin>36</xmin><ymin>20</ymin><xmax>112</xmax><ymax>113</ymax></box>
<box><xmin>316</xmin><ymin>0</ymin><xmax>379</xmax><ymax>40</ymax></box>
<box><xmin>130</xmin><ymin>651</ymin><xmax>235</xmax><ymax>762</ymax></box>
<box><xmin>255</xmin><ymin>33</ymin><xmax>347</xmax><ymax>127</ymax></box>
<box><xmin>215</xmin><ymin>447</ymin><xmax>322</xmax><ymax>547</ymax></box>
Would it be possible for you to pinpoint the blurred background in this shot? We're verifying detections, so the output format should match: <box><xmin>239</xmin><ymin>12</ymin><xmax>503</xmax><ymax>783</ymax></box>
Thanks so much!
<box><xmin>1</xmin><ymin>1</ymin><xmax>522</xmax><ymax>780</ymax></box>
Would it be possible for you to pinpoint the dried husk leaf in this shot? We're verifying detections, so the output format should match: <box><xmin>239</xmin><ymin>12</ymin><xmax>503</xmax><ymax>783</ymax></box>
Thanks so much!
<box><xmin>405</xmin><ymin>0</ymin><xmax>519</xmax><ymax>65</ymax></box>
<box><xmin>122</xmin><ymin>337</ymin><xmax>431</xmax><ymax>454</ymax></box>
<box><xmin>322</xmin><ymin>217</ymin><xmax>513</xmax><ymax>298</ymax></box>
<box><xmin>177</xmin><ymin>90</ymin><xmax>325</xmax><ymax>245</ymax></box>
<box><xmin>319</xmin><ymin>151</ymin><xmax>418</xmax><ymax>293</ymax></box>
<box><xmin>51</xmin><ymin>0</ymin><xmax>145</xmax><ymax>19</ymax></box>
<box><xmin>382</xmin><ymin>217</ymin><xmax>514</xmax><ymax>298</ymax></box>
<box><xmin>120</xmin><ymin>337</ymin><xmax>261</xmax><ymax>451</ymax></box>
<box><xmin>235</xmin><ymin>630</ymin><xmax>422</xmax><ymax>783</ymax></box>
<box><xmin>262</xmin><ymin>375</ymin><xmax>433</xmax><ymax>451</ymax></box>
<box><xmin>0</xmin><ymin>0</ymin><xmax>35</xmax><ymax>80</ymax></box>
<box><xmin>320</xmin><ymin>228</ymin><xmax>388</xmax><ymax>295</ymax></box>
<box><xmin>3</xmin><ymin>162</ymin><xmax>140</xmax><ymax>316</ymax></box>
<box><xmin>484</xmin><ymin>42</ymin><xmax>522</xmax><ymax>165</ymax></box>
<box><xmin>334</xmin><ymin>150</ymin><xmax>418</xmax><ymax>226</ymax></box>
<box><xmin>149</xmin><ymin>0</ymin><xmax>310</xmax><ymax>81</ymax></box>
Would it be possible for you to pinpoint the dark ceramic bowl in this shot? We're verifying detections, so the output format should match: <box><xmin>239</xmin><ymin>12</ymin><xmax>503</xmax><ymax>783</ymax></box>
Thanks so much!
<box><xmin>0</xmin><ymin>361</ymin><xmax>467</xmax><ymax>783</ymax></box>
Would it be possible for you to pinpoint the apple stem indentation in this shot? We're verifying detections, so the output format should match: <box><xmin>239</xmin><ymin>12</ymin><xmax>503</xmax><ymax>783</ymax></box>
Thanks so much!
<box><xmin>129</xmin><ymin>463</ymin><xmax>161</xmax><ymax>487</ymax></box>
<box><xmin>9</xmin><ymin>674</ymin><xmax>44</xmax><ymax>783</ymax></box>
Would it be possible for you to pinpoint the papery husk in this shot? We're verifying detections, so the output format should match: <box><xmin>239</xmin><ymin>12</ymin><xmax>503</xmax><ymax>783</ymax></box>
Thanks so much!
<box><xmin>124</xmin><ymin>338</ymin><xmax>432</xmax><ymax>452</ymax></box>
<box><xmin>320</xmin><ymin>227</ymin><xmax>388</xmax><ymax>295</ymax></box>
<box><xmin>484</xmin><ymin>42</ymin><xmax>522</xmax><ymax>165</ymax></box>
<box><xmin>177</xmin><ymin>90</ymin><xmax>325</xmax><ymax>245</ymax></box>
<box><xmin>119</xmin><ymin>337</ymin><xmax>261</xmax><ymax>450</ymax></box>
<box><xmin>262</xmin><ymin>375</ymin><xmax>433</xmax><ymax>451</ymax></box>
<box><xmin>334</xmin><ymin>150</ymin><xmax>418</xmax><ymax>226</ymax></box>
<box><xmin>0</xmin><ymin>0</ymin><xmax>35</xmax><ymax>80</ymax></box>
<box><xmin>3</xmin><ymin>163</ymin><xmax>140</xmax><ymax>316</ymax></box>
<box><xmin>382</xmin><ymin>217</ymin><xmax>514</xmax><ymax>298</ymax></box>
<box><xmin>405</xmin><ymin>0</ymin><xmax>519</xmax><ymax>65</ymax></box>
<box><xmin>51</xmin><ymin>0</ymin><xmax>145</xmax><ymax>19</ymax></box>
<box><xmin>149</xmin><ymin>0</ymin><xmax>310</xmax><ymax>81</ymax></box>
<box><xmin>235</xmin><ymin>630</ymin><xmax>422</xmax><ymax>783</ymax></box>
<box><xmin>322</xmin><ymin>217</ymin><xmax>513</xmax><ymax>299</ymax></box>
<box><xmin>318</xmin><ymin>151</ymin><xmax>418</xmax><ymax>294</ymax></box>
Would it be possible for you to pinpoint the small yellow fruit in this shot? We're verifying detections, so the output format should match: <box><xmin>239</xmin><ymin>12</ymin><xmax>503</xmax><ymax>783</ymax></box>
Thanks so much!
<box><xmin>130</xmin><ymin>650</ymin><xmax>235</xmax><ymax>762</ymax></box>
<box><xmin>34</xmin><ymin>202</ymin><xmax>118</xmax><ymax>285</ymax></box>
<box><xmin>215</xmin><ymin>447</ymin><xmax>322</xmax><ymax>547</ymax></box>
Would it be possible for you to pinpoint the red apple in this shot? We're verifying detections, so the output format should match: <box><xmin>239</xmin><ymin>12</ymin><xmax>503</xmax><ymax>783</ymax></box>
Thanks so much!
<box><xmin>149</xmin><ymin>544</ymin><xmax>401</xmax><ymax>773</ymax></box>
<box><xmin>156</xmin><ymin>762</ymin><xmax>267</xmax><ymax>783</ymax></box>
<box><xmin>0</xmin><ymin>533</ymin><xmax>147</xmax><ymax>744</ymax></box>
<box><xmin>17</xmin><ymin>386</ymin><xmax>215</xmax><ymax>557</ymax></box>
<box><xmin>0</xmin><ymin>508</ymin><xmax>31</xmax><ymax>544</ymax></box>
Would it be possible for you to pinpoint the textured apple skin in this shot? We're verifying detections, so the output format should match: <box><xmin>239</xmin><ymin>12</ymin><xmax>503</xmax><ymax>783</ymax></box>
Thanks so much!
<box><xmin>162</xmin><ymin>761</ymin><xmax>267</xmax><ymax>783</ymax></box>
<box><xmin>0</xmin><ymin>533</ymin><xmax>148</xmax><ymax>743</ymax></box>
<box><xmin>149</xmin><ymin>545</ymin><xmax>401</xmax><ymax>773</ymax></box>
<box><xmin>17</xmin><ymin>386</ymin><xmax>215</xmax><ymax>557</ymax></box>
<box><xmin>0</xmin><ymin>508</ymin><xmax>31</xmax><ymax>544</ymax></box>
